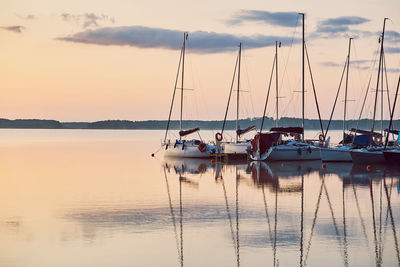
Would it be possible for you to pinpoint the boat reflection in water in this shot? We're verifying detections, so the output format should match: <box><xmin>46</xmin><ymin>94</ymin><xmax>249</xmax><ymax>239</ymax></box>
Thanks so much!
<box><xmin>162</xmin><ymin>158</ymin><xmax>400</xmax><ymax>267</ymax></box>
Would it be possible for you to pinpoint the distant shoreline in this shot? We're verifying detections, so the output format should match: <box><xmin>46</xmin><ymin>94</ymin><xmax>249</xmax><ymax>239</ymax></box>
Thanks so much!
<box><xmin>0</xmin><ymin>118</ymin><xmax>398</xmax><ymax>131</ymax></box>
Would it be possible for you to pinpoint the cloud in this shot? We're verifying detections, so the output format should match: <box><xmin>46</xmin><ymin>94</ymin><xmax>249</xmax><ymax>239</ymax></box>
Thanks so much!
<box><xmin>56</xmin><ymin>25</ymin><xmax>300</xmax><ymax>53</ymax></box>
<box><xmin>0</xmin><ymin>25</ymin><xmax>25</xmax><ymax>33</ymax></box>
<box><xmin>61</xmin><ymin>13</ymin><xmax>115</xmax><ymax>28</ymax></box>
<box><xmin>321</xmin><ymin>59</ymin><xmax>372</xmax><ymax>70</ymax></box>
<box><xmin>385</xmin><ymin>47</ymin><xmax>400</xmax><ymax>54</ymax></box>
<box><xmin>16</xmin><ymin>14</ymin><xmax>37</xmax><ymax>20</ymax></box>
<box><xmin>385</xmin><ymin>30</ymin><xmax>400</xmax><ymax>43</ymax></box>
<box><xmin>312</xmin><ymin>16</ymin><xmax>370</xmax><ymax>39</ymax></box>
<box><xmin>321</xmin><ymin>16</ymin><xmax>370</xmax><ymax>27</ymax></box>
<box><xmin>228</xmin><ymin>10</ymin><xmax>299</xmax><ymax>27</ymax></box>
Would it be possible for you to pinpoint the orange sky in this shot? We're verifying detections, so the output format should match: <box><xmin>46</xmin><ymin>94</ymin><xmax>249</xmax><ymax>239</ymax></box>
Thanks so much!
<box><xmin>0</xmin><ymin>0</ymin><xmax>399</xmax><ymax>121</ymax></box>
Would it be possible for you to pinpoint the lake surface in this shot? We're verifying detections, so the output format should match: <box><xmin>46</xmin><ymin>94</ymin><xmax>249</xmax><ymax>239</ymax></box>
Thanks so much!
<box><xmin>0</xmin><ymin>129</ymin><xmax>399</xmax><ymax>267</ymax></box>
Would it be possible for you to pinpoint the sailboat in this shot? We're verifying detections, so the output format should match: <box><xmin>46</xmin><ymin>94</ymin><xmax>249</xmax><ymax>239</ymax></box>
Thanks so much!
<box><xmin>249</xmin><ymin>14</ymin><xmax>322</xmax><ymax>161</ymax></box>
<box><xmin>163</xmin><ymin>33</ymin><xmax>215</xmax><ymax>158</ymax></box>
<box><xmin>215</xmin><ymin>43</ymin><xmax>256</xmax><ymax>159</ymax></box>
<box><xmin>350</xmin><ymin>19</ymin><xmax>399</xmax><ymax>164</ymax></box>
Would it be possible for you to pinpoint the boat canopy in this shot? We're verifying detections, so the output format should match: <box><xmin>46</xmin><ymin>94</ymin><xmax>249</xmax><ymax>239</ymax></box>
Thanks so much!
<box><xmin>349</xmin><ymin>128</ymin><xmax>382</xmax><ymax>137</ymax></box>
<box><xmin>270</xmin><ymin>127</ymin><xmax>304</xmax><ymax>134</ymax></box>
<box><xmin>341</xmin><ymin>132</ymin><xmax>378</xmax><ymax>146</ymax></box>
<box><xmin>236</xmin><ymin>125</ymin><xmax>256</xmax><ymax>137</ymax></box>
<box><xmin>179</xmin><ymin>127</ymin><xmax>200</xmax><ymax>137</ymax></box>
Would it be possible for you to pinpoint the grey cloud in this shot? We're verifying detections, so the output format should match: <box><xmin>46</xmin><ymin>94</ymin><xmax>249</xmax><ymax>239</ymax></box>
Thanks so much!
<box><xmin>56</xmin><ymin>26</ymin><xmax>300</xmax><ymax>53</ymax></box>
<box><xmin>61</xmin><ymin>13</ymin><xmax>115</xmax><ymax>28</ymax></box>
<box><xmin>228</xmin><ymin>10</ymin><xmax>299</xmax><ymax>27</ymax></box>
<box><xmin>0</xmin><ymin>25</ymin><xmax>25</xmax><ymax>33</ymax></box>
<box><xmin>386</xmin><ymin>47</ymin><xmax>400</xmax><ymax>54</ymax></box>
<box><xmin>385</xmin><ymin>30</ymin><xmax>400</xmax><ymax>43</ymax></box>
<box><xmin>321</xmin><ymin>60</ymin><xmax>372</xmax><ymax>70</ymax></box>
<box><xmin>16</xmin><ymin>14</ymin><xmax>37</xmax><ymax>20</ymax></box>
<box><xmin>321</xmin><ymin>16</ymin><xmax>370</xmax><ymax>27</ymax></box>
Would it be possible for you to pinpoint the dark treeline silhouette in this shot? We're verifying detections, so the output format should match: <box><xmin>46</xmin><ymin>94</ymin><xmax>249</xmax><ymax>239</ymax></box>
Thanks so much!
<box><xmin>0</xmin><ymin>117</ymin><xmax>399</xmax><ymax>131</ymax></box>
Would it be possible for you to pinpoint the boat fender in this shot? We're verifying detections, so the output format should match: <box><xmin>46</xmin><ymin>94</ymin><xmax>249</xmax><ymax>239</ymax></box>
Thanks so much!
<box><xmin>297</xmin><ymin>148</ymin><xmax>302</xmax><ymax>155</ymax></box>
<box><xmin>198</xmin><ymin>143</ymin><xmax>207</xmax><ymax>152</ymax></box>
<box><xmin>319</xmin><ymin>134</ymin><xmax>325</xmax><ymax>142</ymax></box>
<box><xmin>215</xmin><ymin>132</ymin><xmax>223</xmax><ymax>142</ymax></box>
<box><xmin>182</xmin><ymin>142</ymin><xmax>185</xmax><ymax>150</ymax></box>
<box><xmin>308</xmin><ymin>147</ymin><xmax>312</xmax><ymax>153</ymax></box>
<box><xmin>165</xmin><ymin>144</ymin><xmax>168</xmax><ymax>150</ymax></box>
<box><xmin>174</xmin><ymin>141</ymin><xmax>177</xmax><ymax>148</ymax></box>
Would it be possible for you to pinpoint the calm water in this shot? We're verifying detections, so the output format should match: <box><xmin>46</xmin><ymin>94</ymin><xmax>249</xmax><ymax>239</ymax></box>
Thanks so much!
<box><xmin>0</xmin><ymin>129</ymin><xmax>399</xmax><ymax>267</ymax></box>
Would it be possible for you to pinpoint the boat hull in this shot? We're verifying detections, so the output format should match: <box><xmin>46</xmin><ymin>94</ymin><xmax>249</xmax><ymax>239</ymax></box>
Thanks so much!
<box><xmin>163</xmin><ymin>143</ymin><xmax>211</xmax><ymax>158</ymax></box>
<box><xmin>383</xmin><ymin>150</ymin><xmax>400</xmax><ymax>163</ymax></box>
<box><xmin>320</xmin><ymin>146</ymin><xmax>352</xmax><ymax>162</ymax></box>
<box><xmin>268</xmin><ymin>145</ymin><xmax>321</xmax><ymax>161</ymax></box>
<box><xmin>350</xmin><ymin>149</ymin><xmax>385</xmax><ymax>164</ymax></box>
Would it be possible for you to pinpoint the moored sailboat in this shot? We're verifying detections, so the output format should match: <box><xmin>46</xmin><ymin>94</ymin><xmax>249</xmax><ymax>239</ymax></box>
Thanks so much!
<box><xmin>249</xmin><ymin>13</ymin><xmax>322</xmax><ymax>161</ymax></box>
<box><xmin>163</xmin><ymin>32</ymin><xmax>215</xmax><ymax>158</ymax></box>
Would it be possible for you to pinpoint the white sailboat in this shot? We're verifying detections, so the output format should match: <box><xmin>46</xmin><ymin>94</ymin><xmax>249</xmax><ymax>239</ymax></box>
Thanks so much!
<box><xmin>250</xmin><ymin>14</ymin><xmax>321</xmax><ymax>161</ymax></box>
<box><xmin>163</xmin><ymin>32</ymin><xmax>215</xmax><ymax>158</ymax></box>
<box><xmin>215</xmin><ymin>43</ymin><xmax>255</xmax><ymax>158</ymax></box>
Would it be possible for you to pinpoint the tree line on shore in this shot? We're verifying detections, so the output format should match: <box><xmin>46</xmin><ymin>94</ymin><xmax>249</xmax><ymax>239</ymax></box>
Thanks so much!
<box><xmin>0</xmin><ymin>117</ymin><xmax>398</xmax><ymax>131</ymax></box>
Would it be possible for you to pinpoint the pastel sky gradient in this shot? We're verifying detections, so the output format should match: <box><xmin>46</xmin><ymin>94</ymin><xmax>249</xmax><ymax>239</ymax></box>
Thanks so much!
<box><xmin>0</xmin><ymin>0</ymin><xmax>399</xmax><ymax>121</ymax></box>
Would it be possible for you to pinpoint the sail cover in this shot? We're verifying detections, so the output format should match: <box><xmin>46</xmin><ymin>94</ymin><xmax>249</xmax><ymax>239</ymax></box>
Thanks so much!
<box><xmin>179</xmin><ymin>127</ymin><xmax>200</xmax><ymax>137</ymax></box>
<box><xmin>236</xmin><ymin>125</ymin><xmax>256</xmax><ymax>137</ymax></box>
<box><xmin>251</xmin><ymin>132</ymin><xmax>281</xmax><ymax>156</ymax></box>
<box><xmin>270</xmin><ymin>127</ymin><xmax>304</xmax><ymax>134</ymax></box>
<box><xmin>349</xmin><ymin>128</ymin><xmax>382</xmax><ymax>138</ymax></box>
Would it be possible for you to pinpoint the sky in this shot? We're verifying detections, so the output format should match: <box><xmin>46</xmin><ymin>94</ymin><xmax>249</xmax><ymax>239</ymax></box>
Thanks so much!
<box><xmin>0</xmin><ymin>0</ymin><xmax>399</xmax><ymax>122</ymax></box>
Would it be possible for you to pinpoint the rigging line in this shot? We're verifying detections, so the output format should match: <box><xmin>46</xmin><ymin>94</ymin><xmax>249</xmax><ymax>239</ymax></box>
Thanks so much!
<box><xmin>342</xmin><ymin>179</ymin><xmax>349</xmax><ymax>267</ymax></box>
<box><xmin>383</xmin><ymin>177</ymin><xmax>400</xmax><ymax>266</ymax></box>
<box><xmin>323</xmin><ymin>182</ymin><xmax>345</xmax><ymax>258</ymax></box>
<box><xmin>351</xmin><ymin>183</ymin><xmax>371</xmax><ymax>252</ymax></box>
<box><xmin>260</xmin><ymin>55</ymin><xmax>276</xmax><ymax>132</ymax></box>
<box><xmin>381</xmin><ymin>177</ymin><xmax>394</xmax><ymax>260</ymax></box>
<box><xmin>324</xmin><ymin>56</ymin><xmax>348</xmax><ymax>138</ymax></box>
<box><xmin>304</xmin><ymin>43</ymin><xmax>324</xmax><ymax>135</ymax></box>
<box><xmin>235</xmin><ymin>169</ymin><xmax>240</xmax><ymax>267</ymax></box>
<box><xmin>370</xmin><ymin>180</ymin><xmax>381</xmax><ymax>267</ymax></box>
<box><xmin>274</xmin><ymin>181</ymin><xmax>278</xmax><ymax>267</ymax></box>
<box><xmin>384</xmin><ymin>75</ymin><xmax>400</xmax><ymax>149</ymax></box>
<box><xmin>242</xmin><ymin>49</ymin><xmax>256</xmax><ymax>118</ymax></box>
<box><xmin>383</xmin><ymin>52</ymin><xmax>395</xmax><ymax>141</ymax></box>
<box><xmin>179</xmin><ymin>175</ymin><xmax>184</xmax><ymax>267</ymax></box>
<box><xmin>280</xmin><ymin>14</ymin><xmax>300</xmax><ymax>113</ymax></box>
<box><xmin>261</xmin><ymin>184</ymin><xmax>274</xmax><ymax>246</ymax></box>
<box><xmin>379</xmin><ymin>179</ymin><xmax>383</xmax><ymax>264</ymax></box>
<box><xmin>303</xmin><ymin>177</ymin><xmax>325</xmax><ymax>266</ymax></box>
<box><xmin>163</xmin><ymin>167</ymin><xmax>181</xmax><ymax>264</ymax></box>
<box><xmin>164</xmin><ymin>45</ymin><xmax>184</xmax><ymax>143</ymax></box>
<box><xmin>299</xmin><ymin>174</ymin><xmax>304</xmax><ymax>267</ymax></box>
<box><xmin>221</xmin><ymin>176</ymin><xmax>237</xmax><ymax>252</ymax></box>
<box><xmin>222</xmin><ymin>53</ymin><xmax>239</xmax><ymax>134</ymax></box>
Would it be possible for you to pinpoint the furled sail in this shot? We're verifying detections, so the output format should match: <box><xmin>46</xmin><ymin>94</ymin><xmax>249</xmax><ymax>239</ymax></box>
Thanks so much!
<box><xmin>179</xmin><ymin>127</ymin><xmax>200</xmax><ymax>137</ymax></box>
<box><xmin>236</xmin><ymin>125</ymin><xmax>256</xmax><ymax>137</ymax></box>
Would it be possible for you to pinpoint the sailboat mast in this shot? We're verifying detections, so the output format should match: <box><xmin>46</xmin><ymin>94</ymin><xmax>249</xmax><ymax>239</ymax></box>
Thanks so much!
<box><xmin>370</xmin><ymin>18</ymin><xmax>387</xmax><ymax>146</ymax></box>
<box><xmin>180</xmin><ymin>32</ymin><xmax>187</xmax><ymax>138</ymax></box>
<box><xmin>236</xmin><ymin>42</ymin><xmax>242</xmax><ymax>143</ymax></box>
<box><xmin>343</xmin><ymin>38</ymin><xmax>352</xmax><ymax>144</ymax></box>
<box><xmin>275</xmin><ymin>41</ymin><xmax>279</xmax><ymax>127</ymax></box>
<box><xmin>300</xmin><ymin>13</ymin><xmax>305</xmax><ymax>142</ymax></box>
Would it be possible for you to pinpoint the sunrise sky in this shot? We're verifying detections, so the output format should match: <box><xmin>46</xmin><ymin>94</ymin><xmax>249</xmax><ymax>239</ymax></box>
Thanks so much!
<box><xmin>0</xmin><ymin>0</ymin><xmax>399</xmax><ymax>122</ymax></box>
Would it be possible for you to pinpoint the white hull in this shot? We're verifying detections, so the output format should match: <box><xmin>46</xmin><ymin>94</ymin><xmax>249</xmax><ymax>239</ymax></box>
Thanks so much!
<box><xmin>222</xmin><ymin>142</ymin><xmax>250</xmax><ymax>154</ymax></box>
<box><xmin>251</xmin><ymin>143</ymin><xmax>321</xmax><ymax>161</ymax></box>
<box><xmin>163</xmin><ymin>143</ymin><xmax>212</xmax><ymax>158</ymax></box>
<box><xmin>320</xmin><ymin>146</ymin><xmax>352</xmax><ymax>162</ymax></box>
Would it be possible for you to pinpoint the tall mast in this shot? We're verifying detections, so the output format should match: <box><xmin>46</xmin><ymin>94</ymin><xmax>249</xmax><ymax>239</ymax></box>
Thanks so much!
<box><xmin>300</xmin><ymin>13</ymin><xmax>305</xmax><ymax>141</ymax></box>
<box><xmin>370</xmin><ymin>18</ymin><xmax>388</xmax><ymax>146</ymax></box>
<box><xmin>343</xmin><ymin>38</ymin><xmax>352</xmax><ymax>144</ymax></box>
<box><xmin>236</xmin><ymin>42</ymin><xmax>242</xmax><ymax>143</ymax></box>
<box><xmin>180</xmin><ymin>32</ymin><xmax>187</xmax><ymax>138</ymax></box>
<box><xmin>275</xmin><ymin>41</ymin><xmax>279</xmax><ymax>127</ymax></box>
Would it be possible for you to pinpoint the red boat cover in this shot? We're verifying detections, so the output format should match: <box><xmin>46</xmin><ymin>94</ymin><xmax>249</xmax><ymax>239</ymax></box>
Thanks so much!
<box><xmin>251</xmin><ymin>132</ymin><xmax>281</xmax><ymax>155</ymax></box>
